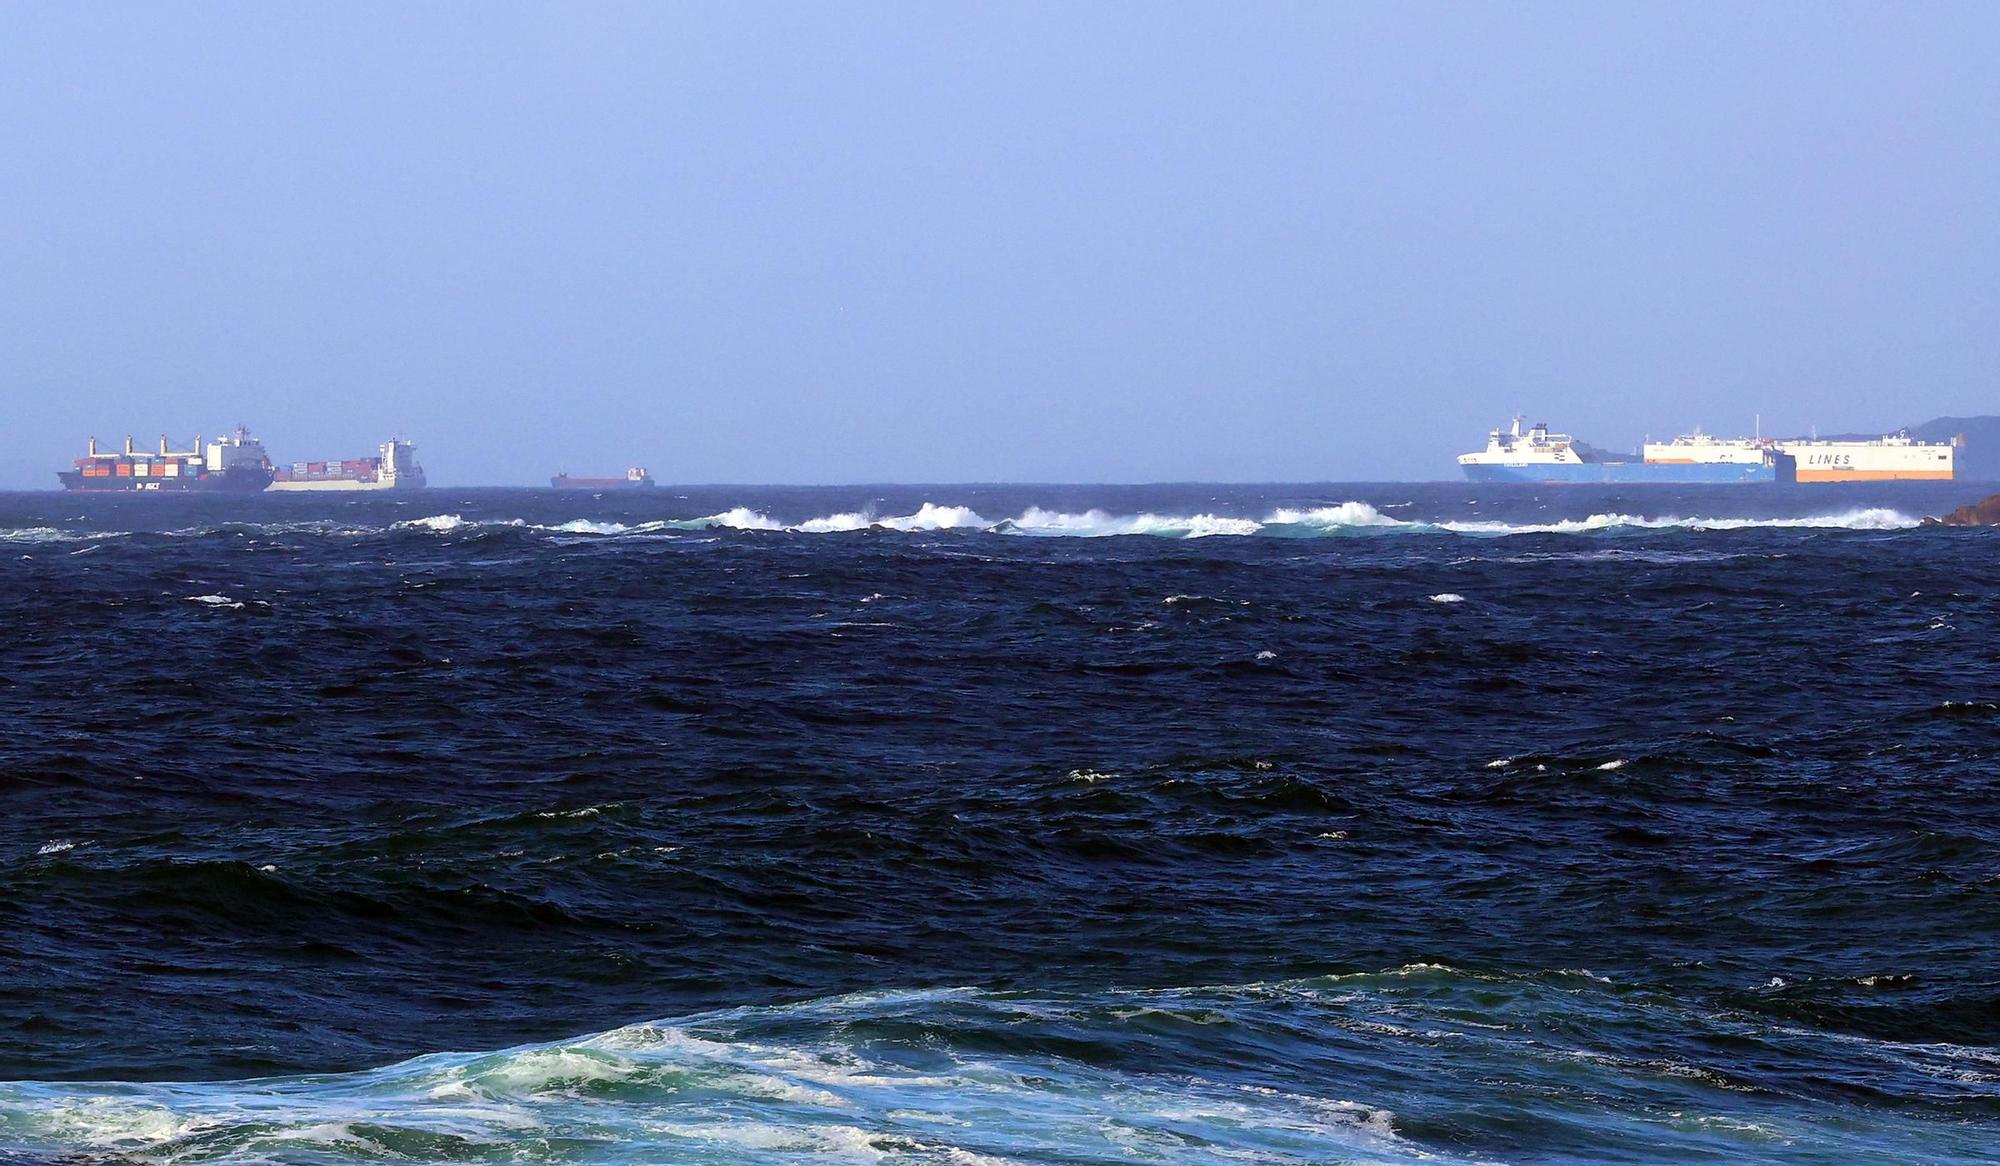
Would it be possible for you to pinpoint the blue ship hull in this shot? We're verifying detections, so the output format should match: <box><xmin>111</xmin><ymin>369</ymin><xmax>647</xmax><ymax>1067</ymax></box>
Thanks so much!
<box><xmin>1462</xmin><ymin>462</ymin><xmax>1782</xmax><ymax>484</ymax></box>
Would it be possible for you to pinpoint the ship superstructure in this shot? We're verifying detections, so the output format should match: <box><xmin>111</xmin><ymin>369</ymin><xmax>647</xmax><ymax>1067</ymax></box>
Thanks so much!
<box><xmin>1641</xmin><ymin>430</ymin><xmax>1781</xmax><ymax>469</ymax></box>
<box><xmin>1459</xmin><ymin>418</ymin><xmax>1787</xmax><ymax>483</ymax></box>
<box><xmin>1772</xmin><ymin>432</ymin><xmax>1956</xmax><ymax>482</ymax></box>
<box><xmin>270</xmin><ymin>439</ymin><xmax>426</xmax><ymax>491</ymax></box>
<box><xmin>58</xmin><ymin>428</ymin><xmax>274</xmax><ymax>493</ymax></box>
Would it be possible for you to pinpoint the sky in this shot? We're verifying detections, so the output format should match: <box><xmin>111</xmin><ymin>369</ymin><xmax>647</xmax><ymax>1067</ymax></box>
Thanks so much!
<box><xmin>1</xmin><ymin>1</ymin><xmax>1996</xmax><ymax>486</ymax></box>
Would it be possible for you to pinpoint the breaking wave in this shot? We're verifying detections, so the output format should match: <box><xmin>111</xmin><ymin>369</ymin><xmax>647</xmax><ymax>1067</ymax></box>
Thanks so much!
<box><xmin>360</xmin><ymin>502</ymin><xmax>1918</xmax><ymax>540</ymax></box>
<box><xmin>2</xmin><ymin>973</ymin><xmax>1990</xmax><ymax>1165</ymax></box>
<box><xmin>635</xmin><ymin>503</ymin><xmax>1917</xmax><ymax>539</ymax></box>
<box><xmin>0</xmin><ymin>985</ymin><xmax>1437</xmax><ymax>1166</ymax></box>
<box><xmin>1</xmin><ymin>505</ymin><xmax>1924</xmax><ymax>545</ymax></box>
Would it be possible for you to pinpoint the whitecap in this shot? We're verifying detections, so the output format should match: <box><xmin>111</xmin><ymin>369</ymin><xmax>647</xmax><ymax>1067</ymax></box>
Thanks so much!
<box><xmin>679</xmin><ymin>507</ymin><xmax>785</xmax><ymax>531</ymax></box>
<box><xmin>1001</xmin><ymin>508</ymin><xmax>1261</xmax><ymax>538</ymax></box>
<box><xmin>392</xmin><ymin>514</ymin><xmax>470</xmax><ymax>533</ymax></box>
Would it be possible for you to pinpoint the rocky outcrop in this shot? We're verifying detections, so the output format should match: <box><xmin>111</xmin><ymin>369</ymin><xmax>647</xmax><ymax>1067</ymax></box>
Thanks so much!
<box><xmin>1922</xmin><ymin>494</ymin><xmax>2000</xmax><ymax>526</ymax></box>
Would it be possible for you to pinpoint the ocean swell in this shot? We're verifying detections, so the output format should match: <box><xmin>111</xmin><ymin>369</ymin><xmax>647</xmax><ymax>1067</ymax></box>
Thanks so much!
<box><xmin>1</xmin><ymin>974</ymin><xmax>1992</xmax><ymax>1165</ymax></box>
<box><xmin>376</xmin><ymin>503</ymin><xmax>1921</xmax><ymax>540</ymax></box>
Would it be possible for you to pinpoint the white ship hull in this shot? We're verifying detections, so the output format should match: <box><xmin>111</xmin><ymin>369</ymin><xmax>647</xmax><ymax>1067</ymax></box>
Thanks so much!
<box><xmin>267</xmin><ymin>478</ymin><xmax>423</xmax><ymax>491</ymax></box>
<box><xmin>1776</xmin><ymin>438</ymin><xmax>1955</xmax><ymax>482</ymax></box>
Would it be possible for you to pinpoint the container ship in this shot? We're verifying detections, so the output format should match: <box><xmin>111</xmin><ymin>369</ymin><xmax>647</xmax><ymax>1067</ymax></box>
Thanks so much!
<box><xmin>551</xmin><ymin>467</ymin><xmax>655</xmax><ymax>489</ymax></box>
<box><xmin>1771</xmin><ymin>432</ymin><xmax>1957</xmax><ymax>482</ymax></box>
<box><xmin>270</xmin><ymin>439</ymin><xmax>426</xmax><ymax>491</ymax></box>
<box><xmin>58</xmin><ymin>428</ymin><xmax>274</xmax><ymax>493</ymax></box>
<box><xmin>1458</xmin><ymin>419</ymin><xmax>1790</xmax><ymax>483</ymax></box>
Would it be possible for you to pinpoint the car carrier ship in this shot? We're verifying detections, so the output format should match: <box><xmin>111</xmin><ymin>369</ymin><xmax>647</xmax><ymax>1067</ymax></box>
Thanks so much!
<box><xmin>1458</xmin><ymin>418</ymin><xmax>1790</xmax><ymax>483</ymax></box>
<box><xmin>58</xmin><ymin>428</ymin><xmax>274</xmax><ymax>492</ymax></box>
<box><xmin>270</xmin><ymin>439</ymin><xmax>425</xmax><ymax>491</ymax></box>
<box><xmin>1771</xmin><ymin>431</ymin><xmax>1957</xmax><ymax>482</ymax></box>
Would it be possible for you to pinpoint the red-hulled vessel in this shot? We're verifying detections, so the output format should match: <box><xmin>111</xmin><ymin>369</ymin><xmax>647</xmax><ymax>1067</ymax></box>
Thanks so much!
<box><xmin>551</xmin><ymin>467</ymin><xmax>655</xmax><ymax>489</ymax></box>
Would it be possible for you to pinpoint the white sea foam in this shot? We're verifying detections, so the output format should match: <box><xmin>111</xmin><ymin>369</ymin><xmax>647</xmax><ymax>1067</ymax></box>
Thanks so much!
<box><xmin>3</xmin><ymin>976</ymin><xmax>1983</xmax><ymax>1163</ymax></box>
<box><xmin>0</xmin><ymin>986</ymin><xmax>1449</xmax><ymax>1166</ymax></box>
<box><xmin>1428</xmin><ymin>593</ymin><xmax>1467</xmax><ymax>604</ymax></box>
<box><xmin>542</xmin><ymin>518</ymin><xmax>640</xmax><ymax>535</ymax></box>
<box><xmin>123</xmin><ymin>503</ymin><xmax>1927</xmax><ymax>543</ymax></box>
<box><xmin>1001</xmin><ymin>508</ymin><xmax>1262</xmax><ymax>538</ymax></box>
<box><xmin>185</xmin><ymin>594</ymin><xmax>245</xmax><ymax>609</ymax></box>
<box><xmin>1266</xmin><ymin>502</ymin><xmax>1409</xmax><ymax>530</ymax></box>
<box><xmin>684</xmin><ymin>507</ymin><xmax>786</xmax><ymax>531</ymax></box>
<box><xmin>662</xmin><ymin>502</ymin><xmax>1924</xmax><ymax>540</ymax></box>
<box><xmin>36</xmin><ymin>840</ymin><xmax>75</xmax><ymax>855</ymax></box>
<box><xmin>393</xmin><ymin>514</ymin><xmax>472</xmax><ymax>532</ymax></box>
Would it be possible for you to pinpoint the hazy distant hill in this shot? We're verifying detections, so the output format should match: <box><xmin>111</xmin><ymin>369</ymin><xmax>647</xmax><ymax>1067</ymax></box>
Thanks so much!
<box><xmin>1908</xmin><ymin>417</ymin><xmax>1999</xmax><ymax>481</ymax></box>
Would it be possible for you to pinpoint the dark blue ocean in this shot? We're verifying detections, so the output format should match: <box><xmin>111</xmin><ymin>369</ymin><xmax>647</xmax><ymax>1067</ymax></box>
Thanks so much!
<box><xmin>3</xmin><ymin>483</ymin><xmax>1998</xmax><ymax>1165</ymax></box>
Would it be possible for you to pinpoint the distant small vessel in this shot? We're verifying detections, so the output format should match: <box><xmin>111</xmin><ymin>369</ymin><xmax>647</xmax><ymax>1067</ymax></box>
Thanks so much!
<box><xmin>270</xmin><ymin>439</ymin><xmax>426</xmax><ymax>491</ymax></box>
<box><xmin>551</xmin><ymin>467</ymin><xmax>655</xmax><ymax>489</ymax></box>
<box><xmin>1458</xmin><ymin>418</ymin><xmax>1788</xmax><ymax>484</ymax></box>
<box><xmin>58</xmin><ymin>428</ymin><xmax>275</xmax><ymax>493</ymax></box>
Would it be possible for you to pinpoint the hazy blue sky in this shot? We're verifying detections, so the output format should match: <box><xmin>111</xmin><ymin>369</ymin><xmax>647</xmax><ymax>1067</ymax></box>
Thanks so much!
<box><xmin>2</xmin><ymin>2</ymin><xmax>1995</xmax><ymax>485</ymax></box>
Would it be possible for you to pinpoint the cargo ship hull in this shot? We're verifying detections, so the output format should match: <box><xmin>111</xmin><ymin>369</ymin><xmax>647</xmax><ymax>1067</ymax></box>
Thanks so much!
<box><xmin>270</xmin><ymin>440</ymin><xmax>426</xmax><ymax>491</ymax></box>
<box><xmin>58</xmin><ymin>429</ymin><xmax>275</xmax><ymax>493</ymax></box>
<box><xmin>269</xmin><ymin>478</ymin><xmax>414</xmax><ymax>491</ymax></box>
<box><xmin>551</xmin><ymin>469</ymin><xmax>655</xmax><ymax>489</ymax></box>
<box><xmin>58</xmin><ymin>465</ymin><xmax>274</xmax><ymax>492</ymax></box>
<box><xmin>1771</xmin><ymin>434</ymin><xmax>1957</xmax><ymax>482</ymax></box>
<box><xmin>1783</xmin><ymin>448</ymin><xmax>1954</xmax><ymax>482</ymax></box>
<box><xmin>1462</xmin><ymin>462</ymin><xmax>1782</xmax><ymax>484</ymax></box>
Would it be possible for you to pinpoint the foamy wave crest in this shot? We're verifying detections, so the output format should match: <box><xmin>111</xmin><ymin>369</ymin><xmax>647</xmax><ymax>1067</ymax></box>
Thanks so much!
<box><xmin>678</xmin><ymin>507</ymin><xmax>786</xmax><ymax>531</ymax></box>
<box><xmin>0</xmin><ymin>987</ymin><xmax>1438</xmax><ymax>1166</ymax></box>
<box><xmin>1265</xmin><ymin>502</ymin><xmax>1411</xmax><ymax>531</ymax></box>
<box><xmin>797</xmin><ymin>503</ymin><xmax>990</xmax><ymax>533</ymax></box>
<box><xmin>3</xmin><ymin>974</ymin><xmax>1984</xmax><ymax>1163</ymax></box>
<box><xmin>997</xmin><ymin>508</ymin><xmax>1263</xmax><ymax>538</ymax></box>
<box><xmin>673</xmin><ymin>503</ymin><xmax>990</xmax><ymax>534</ymax></box>
<box><xmin>1425</xmin><ymin>507</ymin><xmax>1919</xmax><ymax>535</ymax></box>
<box><xmin>0</xmin><ymin>527</ymin><xmax>97</xmax><ymax>544</ymax></box>
<box><xmin>22</xmin><ymin>504</ymin><xmax>1924</xmax><ymax>545</ymax></box>
<box><xmin>390</xmin><ymin>514</ymin><xmax>473</xmax><ymax>533</ymax></box>
<box><xmin>987</xmin><ymin>503</ymin><xmax>1920</xmax><ymax>539</ymax></box>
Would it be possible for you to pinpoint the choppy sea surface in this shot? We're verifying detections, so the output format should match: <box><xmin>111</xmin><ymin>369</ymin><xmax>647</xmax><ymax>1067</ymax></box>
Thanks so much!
<box><xmin>3</xmin><ymin>482</ymin><xmax>1998</xmax><ymax>1165</ymax></box>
